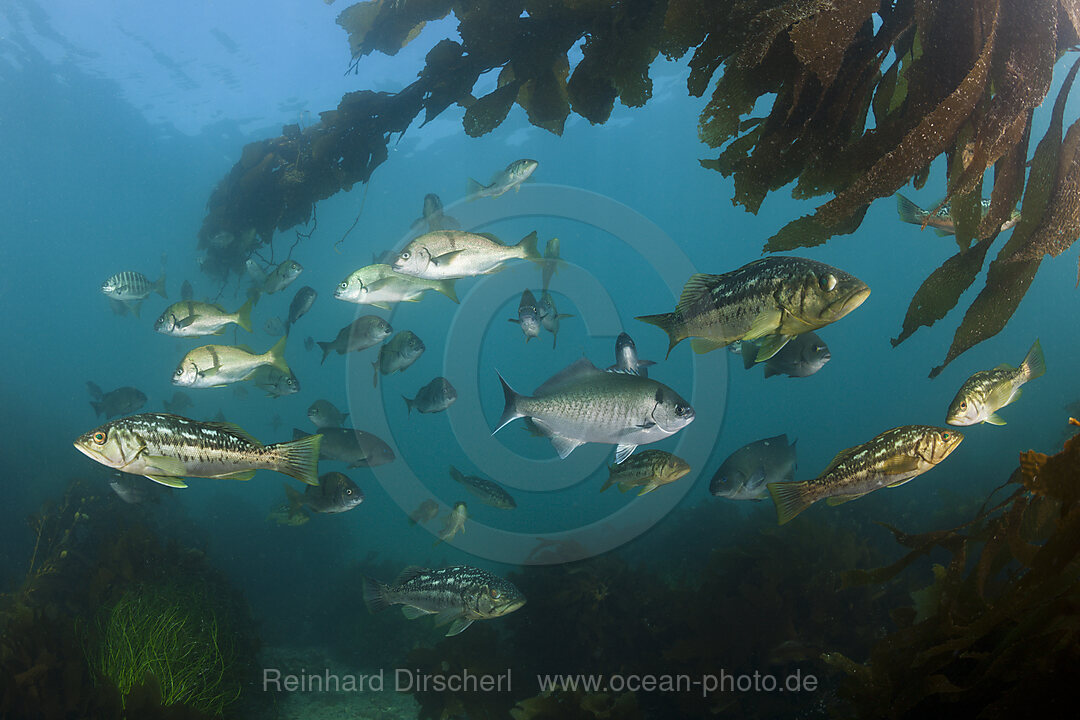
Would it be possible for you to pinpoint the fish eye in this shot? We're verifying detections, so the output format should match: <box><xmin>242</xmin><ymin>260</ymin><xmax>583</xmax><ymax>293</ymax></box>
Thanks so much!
<box><xmin>400</xmin><ymin>251</ymin><xmax>410</xmax><ymax>260</ymax></box>
<box><xmin>941</xmin><ymin>432</ymin><xmax>951</xmax><ymax>440</ymax></box>
<box><xmin>345</xmin><ymin>488</ymin><xmax>353</xmax><ymax>495</ymax></box>
<box><xmin>92</xmin><ymin>431</ymin><xmax>107</xmax><ymax>445</ymax></box>
<box><xmin>960</xmin><ymin>401</ymin><xmax>967</xmax><ymax>410</ymax></box>
<box><xmin>174</xmin><ymin>367</ymin><xmax>184</xmax><ymax>376</ymax></box>
<box><xmin>339</xmin><ymin>281</ymin><xmax>348</xmax><ymax>290</ymax></box>
<box><xmin>489</xmin><ymin>587</ymin><xmax>502</xmax><ymax>599</ymax></box>
<box><xmin>821</xmin><ymin>274</ymin><xmax>838</xmax><ymax>291</ymax></box>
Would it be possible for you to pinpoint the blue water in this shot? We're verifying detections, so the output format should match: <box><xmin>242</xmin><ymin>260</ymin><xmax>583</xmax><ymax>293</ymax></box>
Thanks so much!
<box><xmin>2</xmin><ymin>1</ymin><xmax>1079</xmax><ymax>715</ymax></box>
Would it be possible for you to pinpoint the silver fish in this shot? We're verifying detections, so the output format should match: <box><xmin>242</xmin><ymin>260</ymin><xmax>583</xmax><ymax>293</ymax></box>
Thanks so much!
<box><xmin>509</xmin><ymin>289</ymin><xmax>542</xmax><ymax>342</ymax></box>
<box><xmin>101</xmin><ymin>269</ymin><xmax>167</xmax><ymax>317</ymax></box>
<box><xmin>467</xmin><ymin>158</ymin><xmax>538</xmax><ymax>199</ymax></box>
<box><xmin>606</xmin><ymin>332</ymin><xmax>655</xmax><ymax>377</ymax></box>
<box><xmin>262</xmin><ymin>259</ymin><xmax>303</xmax><ymax>295</ymax></box>
<box><xmin>316</xmin><ymin>316</ymin><xmax>393</xmax><ymax>364</ymax></box>
<box><xmin>392</xmin><ymin>230</ymin><xmax>541</xmax><ymax>280</ymax></box>
<box><xmin>334</xmin><ymin>263</ymin><xmax>458</xmax><ymax>308</ymax></box>
<box><xmin>154</xmin><ymin>299</ymin><xmax>254</xmax><ymax>337</ymax></box>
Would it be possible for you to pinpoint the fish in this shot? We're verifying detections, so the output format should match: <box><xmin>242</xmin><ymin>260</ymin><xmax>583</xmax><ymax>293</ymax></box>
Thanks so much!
<box><xmin>267</xmin><ymin>501</ymin><xmax>310</xmax><ymax>526</ymax></box>
<box><xmin>895</xmin><ymin>194</ymin><xmax>1022</xmax><ymax>236</ymax></box>
<box><xmin>362</xmin><ymin>565</ymin><xmax>525</xmax><ymax>637</ymax></box>
<box><xmin>100</xmin><ymin>268</ymin><xmax>167</xmax><ymax>317</ymax></box>
<box><xmin>408</xmin><ymin>499</ymin><xmax>440</xmax><ymax>526</ymax></box>
<box><xmin>262</xmin><ymin>259</ymin><xmax>303</xmax><ymax>295</ymax></box>
<box><xmin>403</xmin><ymin>377</ymin><xmax>457</xmax><ymax>415</ymax></box>
<box><xmin>154</xmin><ymin>299</ymin><xmax>254</xmax><ymax>337</ymax></box>
<box><xmin>509</xmin><ymin>289</ymin><xmax>542</xmax><ymax>342</ymax></box>
<box><xmin>411</xmin><ymin>193</ymin><xmax>461</xmax><ymax>232</ymax></box>
<box><xmin>435</xmin><ymin>502</ymin><xmax>469</xmax><ymax>544</ymax></box>
<box><xmin>180</xmin><ymin>280</ymin><xmax>194</xmax><ymax>301</ymax></box>
<box><xmin>285</xmin><ymin>285</ymin><xmax>318</xmax><ymax>333</ymax></box>
<box><xmin>282</xmin><ymin>472</ymin><xmax>364</xmax><ymax>515</ymax></box>
<box><xmin>316</xmin><ymin>316</ymin><xmax>393</xmax><ymax>364</ymax></box>
<box><xmin>245</xmin><ymin>258</ymin><xmax>268</xmax><ymax>285</ymax></box>
<box><xmin>606</xmin><ymin>332</ymin><xmax>655</xmax><ymax>377</ymax></box>
<box><xmin>162</xmin><ymin>391</ymin><xmax>193</xmax><ymax>415</ymax></box>
<box><xmin>946</xmin><ymin>339</ymin><xmax>1046</xmax><ymax>426</ymax></box>
<box><xmin>737</xmin><ymin>332</ymin><xmax>831</xmax><ymax>378</ymax></box>
<box><xmin>710</xmin><ymin>435</ymin><xmax>797</xmax><ymax>500</ymax></box>
<box><xmin>334</xmin><ymin>263</ymin><xmax>458</xmax><ymax>309</ymax></box>
<box><xmin>172</xmin><ymin>336</ymin><xmax>291</xmax><ymax>389</ymax></box>
<box><xmin>767</xmin><ymin>425</ymin><xmax>964</xmax><ymax>525</ymax></box>
<box><xmin>600</xmin><ymin>450</ymin><xmax>691</xmax><ymax>496</ymax></box>
<box><xmin>86</xmin><ymin>382</ymin><xmax>147</xmax><ymax>419</ymax></box>
<box><xmin>308</xmin><ymin>399</ymin><xmax>349</xmax><ymax>429</ymax></box>
<box><xmin>636</xmin><ymin>256</ymin><xmax>870</xmax><ymax>362</ymax></box>
<box><xmin>467</xmin><ymin>158</ymin><xmax>539</xmax><ymax>199</ymax></box>
<box><xmin>74</xmin><ymin>412</ymin><xmax>322</xmax><ymax>488</ymax></box>
<box><xmin>264</xmin><ymin>316</ymin><xmax>286</xmax><ymax>336</ymax></box>
<box><xmin>108</xmin><ymin>473</ymin><xmax>168</xmax><ymax>504</ymax></box>
<box><xmin>537</xmin><ymin>291</ymin><xmax>573</xmax><ymax>349</ymax></box>
<box><xmin>293</xmin><ymin>427</ymin><xmax>395</xmax><ymax>468</ymax></box>
<box><xmin>449</xmin><ymin>466</ymin><xmax>516</xmax><ymax>509</ymax></box>
<box><xmin>304</xmin><ymin>336</ymin><xmax>315</xmax><ymax>352</ymax></box>
<box><xmin>108</xmin><ymin>299</ymin><xmax>131</xmax><ymax>317</ymax></box>
<box><xmin>250</xmin><ymin>365</ymin><xmax>300</xmax><ymax>398</ymax></box>
<box><xmin>541</xmin><ymin>236</ymin><xmax>561</xmax><ymax>290</ymax></box>
<box><xmin>495</xmin><ymin>358</ymin><xmax>696</xmax><ymax>464</ymax></box>
<box><xmin>392</xmin><ymin>230</ymin><xmax>541</xmax><ymax>280</ymax></box>
<box><xmin>372</xmin><ymin>331</ymin><xmax>425</xmax><ymax>387</ymax></box>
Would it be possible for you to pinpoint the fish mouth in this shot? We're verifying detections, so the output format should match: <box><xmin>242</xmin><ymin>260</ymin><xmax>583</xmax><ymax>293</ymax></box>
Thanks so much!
<box><xmin>837</xmin><ymin>285</ymin><xmax>871</xmax><ymax>316</ymax></box>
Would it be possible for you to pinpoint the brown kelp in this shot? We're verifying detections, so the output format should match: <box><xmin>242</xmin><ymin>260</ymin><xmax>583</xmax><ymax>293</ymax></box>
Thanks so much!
<box><xmin>826</xmin><ymin>419</ymin><xmax>1080</xmax><ymax>718</ymax></box>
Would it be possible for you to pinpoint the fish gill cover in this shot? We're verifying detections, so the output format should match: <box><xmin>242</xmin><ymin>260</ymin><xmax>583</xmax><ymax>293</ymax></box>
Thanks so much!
<box><xmin>196</xmin><ymin>0</ymin><xmax>1080</xmax><ymax>376</ymax></box>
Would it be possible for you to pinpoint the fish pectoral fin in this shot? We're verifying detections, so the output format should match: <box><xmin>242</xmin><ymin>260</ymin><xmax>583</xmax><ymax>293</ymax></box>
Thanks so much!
<box><xmin>214</xmin><ymin>470</ymin><xmax>256</xmax><ymax>481</ymax></box>
<box><xmin>637</xmin><ymin>482</ymin><xmax>660</xmax><ymax>496</ymax></box>
<box><xmin>176</xmin><ymin>316</ymin><xmax>197</xmax><ymax>328</ymax></box>
<box><xmin>984</xmin><ymin>412</ymin><xmax>1008</xmax><ymax>426</ymax></box>
<box><xmin>548</xmin><ymin>433</ymin><xmax>584</xmax><ymax>459</ymax></box>
<box><xmin>754</xmin><ymin>335</ymin><xmax>792</xmax><ymax>363</ymax></box>
<box><xmin>743</xmin><ymin>309</ymin><xmax>783</xmax><ymax>341</ymax></box>
<box><xmin>986</xmin><ymin>383</ymin><xmax>1018</xmax><ymax>411</ymax></box>
<box><xmin>825</xmin><ymin>493</ymin><xmax>867</xmax><ymax>507</ymax></box>
<box><xmin>432</xmin><ymin>608</ymin><xmax>463</xmax><ymax>627</ymax></box>
<box><xmin>613</xmin><ymin>444</ymin><xmax>637</xmax><ymax>464</ymax></box>
<box><xmin>143</xmin><ymin>455</ymin><xmax>189</xmax><ymax>476</ymax></box>
<box><xmin>445</xmin><ymin>618</ymin><xmax>475</xmax><ymax>636</ymax></box>
<box><xmin>401</xmin><ymin>606</ymin><xmax>430</xmax><ymax>620</ymax></box>
<box><xmin>690</xmin><ymin>337</ymin><xmax>727</xmax><ymax>354</ymax></box>
<box><xmin>371</xmin><ymin>302</ymin><xmax>393</xmax><ymax>310</ymax></box>
<box><xmin>879</xmin><ymin>455</ymin><xmax>922</xmax><ymax>475</ymax></box>
<box><xmin>431</xmin><ymin>250</ymin><xmax>465</xmax><ymax>267</ymax></box>
<box><xmin>145</xmin><ymin>474</ymin><xmax>188</xmax><ymax>488</ymax></box>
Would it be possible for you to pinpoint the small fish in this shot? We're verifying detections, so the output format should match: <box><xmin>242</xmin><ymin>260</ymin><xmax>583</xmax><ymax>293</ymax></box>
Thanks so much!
<box><xmin>173</xmin><ymin>336</ymin><xmax>290</xmax><ymax>389</ymax></box>
<box><xmin>373</xmin><ymin>331</ymin><xmax>425</xmax><ymax>387</ymax></box>
<box><xmin>282</xmin><ymin>472</ymin><xmax>364</xmax><ymax>515</ymax></box>
<box><xmin>162</xmin><ymin>391</ymin><xmax>193</xmax><ymax>415</ymax></box>
<box><xmin>606</xmin><ymin>332</ymin><xmax>654</xmax><ymax>377</ymax></box>
<box><xmin>100</xmin><ymin>269</ymin><xmax>167</xmax><ymax>317</ymax></box>
<box><xmin>408</xmin><ymin>499</ymin><xmax>440</xmax><ymax>526</ymax></box>
<box><xmin>250</xmin><ymin>365</ymin><xmax>300</xmax><ymax>397</ymax></box>
<box><xmin>262</xmin><ymin>259</ymin><xmax>303</xmax><ymax>295</ymax></box>
<box><xmin>87</xmin><ymin>382</ymin><xmax>147</xmax><ymax>419</ymax></box>
<box><xmin>541</xmin><ymin>236</ymin><xmax>560</xmax><ymax>290</ymax></box>
<box><xmin>637</xmin><ymin>257</ymin><xmax>870</xmax><ymax>362</ymax></box>
<box><xmin>537</xmin><ymin>291</ymin><xmax>573</xmax><ymax>349</ymax></box>
<box><xmin>509</xmin><ymin>289</ymin><xmax>542</xmax><ymax>342</ymax></box>
<box><xmin>737</xmin><ymin>332</ymin><xmax>831</xmax><ymax>378</ymax></box>
<box><xmin>392</xmin><ymin>230</ymin><xmax>541</xmax><ymax>280</ymax></box>
<box><xmin>267</xmin><ymin>501</ymin><xmax>310</xmax><ymax>526</ymax></box>
<box><xmin>154</xmin><ymin>299</ymin><xmax>254</xmax><ymax>337</ymax></box>
<box><xmin>362</xmin><ymin>565</ymin><xmax>525</xmax><ymax>636</ymax></box>
<box><xmin>403</xmin><ymin>377</ymin><xmax>457</xmax><ymax>415</ymax></box>
<box><xmin>449</xmin><ymin>466</ymin><xmax>516</xmax><ymax>509</ymax></box>
<box><xmin>316</xmin><ymin>316</ymin><xmax>393</xmax><ymax>364</ymax></box>
<box><xmin>285</xmin><ymin>286</ymin><xmax>318</xmax><ymax>333</ymax></box>
<box><xmin>264</xmin><ymin>316</ymin><xmax>286</xmax><ymax>336</ymax></box>
<box><xmin>334</xmin><ymin>263</ymin><xmax>458</xmax><ymax>308</ymax></box>
<box><xmin>946</xmin><ymin>339</ymin><xmax>1046</xmax><ymax>426</ymax></box>
<box><xmin>601</xmin><ymin>450</ymin><xmax>691</xmax><ymax>496</ymax></box>
<box><xmin>304</xmin><ymin>336</ymin><xmax>315</xmax><ymax>352</ymax></box>
<box><xmin>108</xmin><ymin>473</ymin><xmax>168</xmax><ymax>504</ymax></box>
<box><xmin>710</xmin><ymin>435</ymin><xmax>797</xmax><ymax>500</ymax></box>
<box><xmin>411</xmin><ymin>193</ymin><xmax>461</xmax><ymax>232</ymax></box>
<box><xmin>895</xmin><ymin>194</ymin><xmax>1021</xmax><ymax>236</ymax></box>
<box><xmin>74</xmin><ymin>412</ymin><xmax>322</xmax><ymax>488</ymax></box>
<box><xmin>495</xmin><ymin>358</ymin><xmax>695</xmax><ymax>464</ymax></box>
<box><xmin>467</xmin><ymin>158</ymin><xmax>539</xmax><ymax>199</ymax></box>
<box><xmin>293</xmin><ymin>427</ymin><xmax>395</xmax><ymax>468</ymax></box>
<box><xmin>308</xmin><ymin>399</ymin><xmax>349</xmax><ymax>429</ymax></box>
<box><xmin>245</xmin><ymin>258</ymin><xmax>268</xmax><ymax>285</ymax></box>
<box><xmin>767</xmin><ymin>426</ymin><xmax>964</xmax><ymax>525</ymax></box>
<box><xmin>181</xmin><ymin>280</ymin><xmax>194</xmax><ymax>301</ymax></box>
<box><xmin>436</xmin><ymin>502</ymin><xmax>469</xmax><ymax>544</ymax></box>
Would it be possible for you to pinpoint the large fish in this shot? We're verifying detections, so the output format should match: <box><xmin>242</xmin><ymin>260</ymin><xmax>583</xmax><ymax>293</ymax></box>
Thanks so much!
<box><xmin>293</xmin><ymin>427</ymin><xmax>395</xmax><ymax>467</ymax></box>
<box><xmin>495</xmin><ymin>358</ymin><xmax>695</xmax><ymax>464</ymax></box>
<box><xmin>393</xmin><ymin>230</ymin><xmax>540</xmax><ymax>280</ymax></box>
<box><xmin>87</xmin><ymin>382</ymin><xmax>147</xmax><ymax>419</ymax></box>
<box><xmin>334</xmin><ymin>264</ymin><xmax>458</xmax><ymax>309</ymax></box>
<box><xmin>74</xmin><ymin>412</ymin><xmax>321</xmax><ymax>488</ymax></box>
<box><xmin>154</xmin><ymin>299</ymin><xmax>254</xmax><ymax>337</ymax></box>
<box><xmin>946</xmin><ymin>339</ymin><xmax>1045</xmax><ymax>426</ymax></box>
<box><xmin>466</xmin><ymin>158</ymin><xmax>538</xmax><ymax>199</ymax></box>
<box><xmin>362</xmin><ymin>565</ymin><xmax>525</xmax><ymax>636</ymax></box>
<box><xmin>316</xmin><ymin>316</ymin><xmax>392</xmax><ymax>364</ymax></box>
<box><xmin>449</xmin><ymin>466</ymin><xmax>516</xmax><ymax>509</ymax></box>
<box><xmin>710</xmin><ymin>434</ymin><xmax>797</xmax><ymax>500</ymax></box>
<box><xmin>767</xmin><ymin>426</ymin><xmax>963</xmax><ymax>525</ymax></box>
<box><xmin>172</xmin><ymin>336</ymin><xmax>290</xmax><ymax>389</ymax></box>
<box><xmin>636</xmin><ymin>256</ymin><xmax>869</xmax><ymax>363</ymax></box>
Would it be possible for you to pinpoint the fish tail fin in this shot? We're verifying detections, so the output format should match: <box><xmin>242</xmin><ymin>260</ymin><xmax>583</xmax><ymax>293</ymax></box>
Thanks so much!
<box><xmin>284</xmin><ymin>483</ymin><xmax>304</xmax><ymax>512</ymax></box>
<box><xmin>90</xmin><ymin>400</ymin><xmax>104</xmax><ymax>417</ymax></box>
<box><xmin>87</xmin><ymin>381</ymin><xmax>103</xmax><ymax>401</ymax></box>
<box><xmin>600</xmin><ymin>466</ymin><xmax>616</xmax><ymax>492</ymax></box>
<box><xmin>635</xmin><ymin>313</ymin><xmax>681</xmax><ymax>358</ymax></box>
<box><xmin>403</xmin><ymin>395</ymin><xmax>414</xmax><ymax>415</ymax></box>
<box><xmin>517</xmin><ymin>231</ymin><xmax>542</xmax><ymax>262</ymax></box>
<box><xmin>466</xmin><ymin>177</ymin><xmax>485</xmax><ymax>199</ymax></box>
<box><xmin>317</xmin><ymin>341</ymin><xmax>333</xmax><ymax>365</ymax></box>
<box><xmin>767</xmin><ymin>481</ymin><xmax>816</xmax><ymax>526</ymax></box>
<box><xmin>493</xmin><ymin>371</ymin><xmax>525</xmax><ymax>433</ymax></box>
<box><xmin>449</xmin><ymin>465</ymin><xmax>465</xmax><ymax>485</ymax></box>
<box><xmin>895</xmin><ymin>194</ymin><xmax>925</xmax><ymax>226</ymax></box>
<box><xmin>266</xmin><ymin>335</ymin><xmax>291</xmax><ymax>375</ymax></box>
<box><xmin>154</xmin><ymin>273</ymin><xmax>168</xmax><ymax>299</ymax></box>
<box><xmin>361</xmin><ymin>576</ymin><xmax>391</xmax><ymax>613</ymax></box>
<box><xmin>1020</xmin><ymin>338</ymin><xmax>1046</xmax><ymax>382</ymax></box>
<box><xmin>270</xmin><ymin>433</ymin><xmax>322</xmax><ymax>486</ymax></box>
<box><xmin>235</xmin><ymin>298</ymin><xmax>254</xmax><ymax>332</ymax></box>
<box><xmin>436</xmin><ymin>279</ymin><xmax>459</xmax><ymax>303</ymax></box>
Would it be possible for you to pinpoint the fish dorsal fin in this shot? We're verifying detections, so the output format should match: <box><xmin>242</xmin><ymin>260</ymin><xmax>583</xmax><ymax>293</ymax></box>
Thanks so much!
<box><xmin>394</xmin><ymin>566</ymin><xmax>427</xmax><ymax>585</ymax></box>
<box><xmin>203</xmin><ymin>421</ymin><xmax>263</xmax><ymax>447</ymax></box>
<box><xmin>993</xmin><ymin>363</ymin><xmax>1014</xmax><ymax>371</ymax></box>
<box><xmin>534</xmin><ymin>358</ymin><xmax>602</xmax><ymax>395</ymax></box>
<box><xmin>675</xmin><ymin>274</ymin><xmax>721</xmax><ymax>314</ymax></box>
<box><xmin>822</xmin><ymin>445</ymin><xmax>859</xmax><ymax>475</ymax></box>
<box><xmin>477</xmin><ymin>232</ymin><xmax>502</xmax><ymax>244</ymax></box>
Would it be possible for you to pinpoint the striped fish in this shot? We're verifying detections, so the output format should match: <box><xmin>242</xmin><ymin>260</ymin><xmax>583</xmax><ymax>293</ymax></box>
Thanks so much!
<box><xmin>101</xmin><ymin>269</ymin><xmax>167</xmax><ymax>318</ymax></box>
<box><xmin>767</xmin><ymin>425</ymin><xmax>963</xmax><ymax>525</ymax></box>
<box><xmin>946</xmin><ymin>339</ymin><xmax>1045</xmax><ymax>426</ymax></box>
<box><xmin>73</xmin><ymin>412</ymin><xmax>321</xmax><ymax>488</ymax></box>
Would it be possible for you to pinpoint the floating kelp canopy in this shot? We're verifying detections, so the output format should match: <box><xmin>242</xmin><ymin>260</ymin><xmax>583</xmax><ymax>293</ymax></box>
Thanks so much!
<box><xmin>198</xmin><ymin>0</ymin><xmax>1080</xmax><ymax>372</ymax></box>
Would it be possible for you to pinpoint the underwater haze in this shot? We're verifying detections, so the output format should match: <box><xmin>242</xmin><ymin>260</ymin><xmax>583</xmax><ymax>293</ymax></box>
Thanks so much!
<box><xmin>3</xmin><ymin>1</ymin><xmax>1080</xmax><ymax>719</ymax></box>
